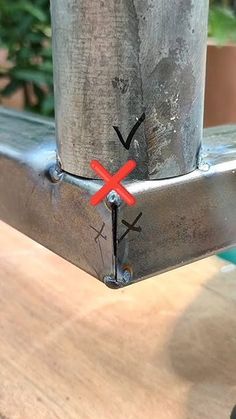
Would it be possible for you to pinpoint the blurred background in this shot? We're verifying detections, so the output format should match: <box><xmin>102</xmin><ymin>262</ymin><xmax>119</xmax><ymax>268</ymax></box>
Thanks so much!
<box><xmin>0</xmin><ymin>0</ymin><xmax>236</xmax><ymax>123</ymax></box>
<box><xmin>0</xmin><ymin>0</ymin><xmax>53</xmax><ymax>116</ymax></box>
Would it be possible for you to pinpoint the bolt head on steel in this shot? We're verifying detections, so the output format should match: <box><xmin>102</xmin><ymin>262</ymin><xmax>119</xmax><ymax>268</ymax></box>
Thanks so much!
<box><xmin>104</xmin><ymin>270</ymin><xmax>132</xmax><ymax>288</ymax></box>
<box><xmin>104</xmin><ymin>275</ymin><xmax>121</xmax><ymax>289</ymax></box>
<box><xmin>49</xmin><ymin>164</ymin><xmax>63</xmax><ymax>183</ymax></box>
<box><xmin>121</xmin><ymin>269</ymin><xmax>132</xmax><ymax>285</ymax></box>
<box><xmin>106</xmin><ymin>191</ymin><xmax>122</xmax><ymax>207</ymax></box>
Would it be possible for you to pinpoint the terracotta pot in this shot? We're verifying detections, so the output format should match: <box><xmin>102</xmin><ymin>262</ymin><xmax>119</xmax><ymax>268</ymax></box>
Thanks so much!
<box><xmin>204</xmin><ymin>41</ymin><xmax>236</xmax><ymax>127</ymax></box>
<box><xmin>0</xmin><ymin>49</ymin><xmax>24</xmax><ymax>110</ymax></box>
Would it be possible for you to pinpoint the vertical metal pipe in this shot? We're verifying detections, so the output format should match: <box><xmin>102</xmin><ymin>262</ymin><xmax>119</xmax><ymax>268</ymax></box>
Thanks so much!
<box><xmin>51</xmin><ymin>0</ymin><xmax>209</xmax><ymax>180</ymax></box>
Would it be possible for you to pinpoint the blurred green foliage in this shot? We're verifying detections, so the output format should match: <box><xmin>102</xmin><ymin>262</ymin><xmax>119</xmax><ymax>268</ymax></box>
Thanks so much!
<box><xmin>0</xmin><ymin>0</ymin><xmax>54</xmax><ymax>116</ymax></box>
<box><xmin>209</xmin><ymin>0</ymin><xmax>236</xmax><ymax>44</ymax></box>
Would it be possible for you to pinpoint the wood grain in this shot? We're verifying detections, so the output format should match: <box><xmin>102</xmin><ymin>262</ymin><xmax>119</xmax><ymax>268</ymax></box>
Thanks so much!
<box><xmin>0</xmin><ymin>220</ymin><xmax>235</xmax><ymax>419</ymax></box>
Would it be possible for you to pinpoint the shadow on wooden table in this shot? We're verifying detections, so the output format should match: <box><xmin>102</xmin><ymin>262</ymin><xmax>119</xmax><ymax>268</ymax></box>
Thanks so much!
<box><xmin>168</xmin><ymin>263</ymin><xmax>236</xmax><ymax>419</ymax></box>
<box><xmin>0</xmin><ymin>220</ymin><xmax>236</xmax><ymax>419</ymax></box>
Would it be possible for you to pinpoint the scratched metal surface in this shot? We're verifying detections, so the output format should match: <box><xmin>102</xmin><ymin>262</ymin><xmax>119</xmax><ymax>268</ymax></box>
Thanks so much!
<box><xmin>116</xmin><ymin>126</ymin><xmax>236</xmax><ymax>284</ymax></box>
<box><xmin>201</xmin><ymin>125</ymin><xmax>236</xmax><ymax>166</ymax></box>
<box><xmin>0</xmin><ymin>108</ymin><xmax>114</xmax><ymax>281</ymax></box>
<box><xmin>1</xmin><ymin>108</ymin><xmax>235</xmax><ymax>287</ymax></box>
<box><xmin>51</xmin><ymin>0</ymin><xmax>208</xmax><ymax>180</ymax></box>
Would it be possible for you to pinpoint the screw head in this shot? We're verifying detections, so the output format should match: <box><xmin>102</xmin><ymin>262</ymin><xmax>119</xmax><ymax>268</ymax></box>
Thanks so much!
<box><xmin>49</xmin><ymin>164</ymin><xmax>63</xmax><ymax>183</ymax></box>
<box><xmin>121</xmin><ymin>269</ymin><xmax>132</xmax><ymax>285</ymax></box>
<box><xmin>104</xmin><ymin>269</ymin><xmax>132</xmax><ymax>289</ymax></box>
<box><xmin>106</xmin><ymin>190</ymin><xmax>122</xmax><ymax>208</ymax></box>
<box><xmin>103</xmin><ymin>275</ymin><xmax>121</xmax><ymax>289</ymax></box>
<box><xmin>199</xmin><ymin>161</ymin><xmax>210</xmax><ymax>172</ymax></box>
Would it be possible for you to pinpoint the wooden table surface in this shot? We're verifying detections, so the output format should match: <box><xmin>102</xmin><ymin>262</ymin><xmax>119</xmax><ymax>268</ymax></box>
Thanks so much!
<box><xmin>0</xmin><ymin>221</ymin><xmax>235</xmax><ymax>419</ymax></box>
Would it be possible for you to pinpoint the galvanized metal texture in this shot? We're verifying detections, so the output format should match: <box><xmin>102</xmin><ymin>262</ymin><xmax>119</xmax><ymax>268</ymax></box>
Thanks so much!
<box><xmin>117</xmin><ymin>124</ymin><xmax>236</xmax><ymax>284</ymax></box>
<box><xmin>0</xmin><ymin>108</ymin><xmax>235</xmax><ymax>287</ymax></box>
<box><xmin>51</xmin><ymin>0</ymin><xmax>208</xmax><ymax>180</ymax></box>
<box><xmin>0</xmin><ymin>108</ymin><xmax>114</xmax><ymax>281</ymax></box>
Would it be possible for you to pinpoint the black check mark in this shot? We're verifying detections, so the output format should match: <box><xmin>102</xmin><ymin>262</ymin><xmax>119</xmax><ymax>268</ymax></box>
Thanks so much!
<box><xmin>113</xmin><ymin>112</ymin><xmax>145</xmax><ymax>150</ymax></box>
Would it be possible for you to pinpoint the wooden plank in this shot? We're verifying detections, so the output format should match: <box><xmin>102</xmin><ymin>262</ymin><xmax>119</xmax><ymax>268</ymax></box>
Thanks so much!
<box><xmin>0</xmin><ymin>220</ymin><xmax>235</xmax><ymax>419</ymax></box>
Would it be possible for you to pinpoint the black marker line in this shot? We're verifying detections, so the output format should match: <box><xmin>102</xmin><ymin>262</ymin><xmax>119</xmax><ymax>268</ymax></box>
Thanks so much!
<box><xmin>122</xmin><ymin>220</ymin><xmax>142</xmax><ymax>232</ymax></box>
<box><xmin>90</xmin><ymin>223</ymin><xmax>107</xmax><ymax>268</ymax></box>
<box><xmin>113</xmin><ymin>112</ymin><xmax>145</xmax><ymax>150</ymax></box>
<box><xmin>98</xmin><ymin>238</ymin><xmax>105</xmax><ymax>268</ymax></box>
<box><xmin>90</xmin><ymin>223</ymin><xmax>107</xmax><ymax>243</ymax></box>
<box><xmin>118</xmin><ymin>212</ymin><xmax>143</xmax><ymax>244</ymax></box>
<box><xmin>111</xmin><ymin>204</ymin><xmax>118</xmax><ymax>279</ymax></box>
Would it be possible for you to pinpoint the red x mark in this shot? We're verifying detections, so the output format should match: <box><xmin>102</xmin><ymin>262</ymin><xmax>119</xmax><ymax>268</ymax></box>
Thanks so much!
<box><xmin>90</xmin><ymin>160</ymin><xmax>136</xmax><ymax>206</ymax></box>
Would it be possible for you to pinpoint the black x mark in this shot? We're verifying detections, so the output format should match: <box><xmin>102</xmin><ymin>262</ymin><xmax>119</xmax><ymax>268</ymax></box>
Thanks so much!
<box><xmin>90</xmin><ymin>223</ymin><xmax>107</xmax><ymax>243</ymax></box>
<box><xmin>90</xmin><ymin>222</ymin><xmax>107</xmax><ymax>267</ymax></box>
<box><xmin>118</xmin><ymin>212</ymin><xmax>143</xmax><ymax>243</ymax></box>
<box><xmin>113</xmin><ymin>113</ymin><xmax>145</xmax><ymax>150</ymax></box>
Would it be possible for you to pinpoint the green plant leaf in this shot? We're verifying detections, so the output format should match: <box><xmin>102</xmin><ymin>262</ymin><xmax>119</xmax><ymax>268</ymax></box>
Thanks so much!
<box><xmin>21</xmin><ymin>2</ymin><xmax>47</xmax><ymax>22</ymax></box>
<box><xmin>0</xmin><ymin>0</ymin><xmax>54</xmax><ymax>116</ymax></box>
<box><xmin>1</xmin><ymin>79</ymin><xmax>22</xmax><ymax>96</ymax></box>
<box><xmin>11</xmin><ymin>68</ymin><xmax>53</xmax><ymax>86</ymax></box>
<box><xmin>41</xmin><ymin>93</ymin><xmax>54</xmax><ymax>115</ymax></box>
<box><xmin>209</xmin><ymin>6</ymin><xmax>236</xmax><ymax>44</ymax></box>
